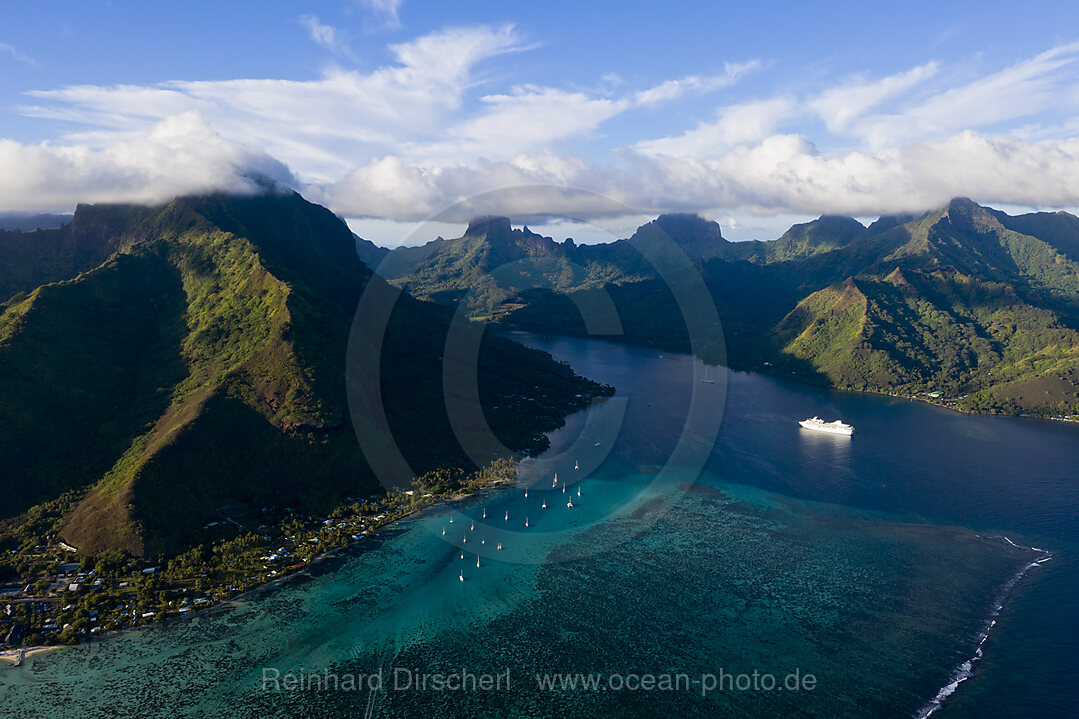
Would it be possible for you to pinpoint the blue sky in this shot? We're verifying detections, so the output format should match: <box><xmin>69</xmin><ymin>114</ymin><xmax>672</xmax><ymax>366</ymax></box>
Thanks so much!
<box><xmin>2</xmin><ymin>1</ymin><xmax>1079</xmax><ymax>245</ymax></box>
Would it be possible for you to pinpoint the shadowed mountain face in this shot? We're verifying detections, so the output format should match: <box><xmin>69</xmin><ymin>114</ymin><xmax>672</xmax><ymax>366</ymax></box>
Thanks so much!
<box><xmin>0</xmin><ymin>192</ymin><xmax>608</xmax><ymax>557</ymax></box>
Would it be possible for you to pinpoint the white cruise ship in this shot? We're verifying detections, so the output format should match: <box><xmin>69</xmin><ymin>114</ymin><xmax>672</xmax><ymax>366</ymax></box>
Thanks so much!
<box><xmin>799</xmin><ymin>416</ymin><xmax>854</xmax><ymax>435</ymax></box>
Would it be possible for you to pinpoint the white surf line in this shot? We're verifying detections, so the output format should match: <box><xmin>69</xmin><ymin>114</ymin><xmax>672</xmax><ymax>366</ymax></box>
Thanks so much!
<box><xmin>913</xmin><ymin>537</ymin><xmax>1052</xmax><ymax>719</ymax></box>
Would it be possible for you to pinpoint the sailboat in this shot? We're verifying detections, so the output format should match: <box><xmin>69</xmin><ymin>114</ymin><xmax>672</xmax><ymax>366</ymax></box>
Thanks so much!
<box><xmin>524</xmin><ymin>489</ymin><xmax>528</xmax><ymax>498</ymax></box>
<box><xmin>562</xmin><ymin>485</ymin><xmax>566</xmax><ymax>493</ymax></box>
<box><xmin>459</xmin><ymin>571</ymin><xmax>464</xmax><ymax>582</ymax></box>
<box><xmin>442</xmin><ymin>528</ymin><xmax>446</xmax><ymax>536</ymax></box>
<box><xmin>504</xmin><ymin>510</ymin><xmax>509</xmax><ymax>521</ymax></box>
<box><xmin>497</xmin><ymin>542</ymin><xmax>503</xmax><ymax>551</ymax></box>
<box><xmin>553</xmin><ymin>473</ymin><xmax>558</xmax><ymax>487</ymax></box>
<box><xmin>541</xmin><ymin>500</ymin><xmax>547</xmax><ymax>509</ymax></box>
<box><xmin>577</xmin><ymin>486</ymin><xmax>581</xmax><ymax>497</ymax></box>
<box><xmin>525</xmin><ymin>518</ymin><xmax>529</xmax><ymax>527</ymax></box>
<box><xmin>574</xmin><ymin>460</ymin><xmax>579</xmax><ymax>470</ymax></box>
<box><xmin>460</xmin><ymin>552</ymin><xmax>464</xmax><ymax>559</ymax></box>
<box><xmin>470</xmin><ymin>521</ymin><xmax>475</xmax><ymax>531</ymax></box>
<box><xmin>449</xmin><ymin>516</ymin><xmax>454</xmax><ymax>523</ymax></box>
<box><xmin>567</xmin><ymin>498</ymin><xmax>574</xmax><ymax>508</ymax></box>
<box><xmin>481</xmin><ymin>539</ymin><xmax>485</xmax><ymax>545</ymax></box>
<box><xmin>482</xmin><ymin>508</ymin><xmax>486</xmax><ymax>519</ymax></box>
<box><xmin>462</xmin><ymin>535</ymin><xmax>467</xmax><ymax>543</ymax></box>
<box><xmin>476</xmin><ymin>556</ymin><xmax>481</xmax><ymax>568</ymax></box>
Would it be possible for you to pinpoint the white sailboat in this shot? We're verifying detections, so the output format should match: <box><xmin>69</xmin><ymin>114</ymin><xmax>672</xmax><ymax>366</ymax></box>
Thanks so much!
<box><xmin>462</xmin><ymin>535</ymin><xmax>467</xmax><ymax>543</ymax></box>
<box><xmin>459</xmin><ymin>571</ymin><xmax>464</xmax><ymax>582</ymax></box>
<box><xmin>504</xmin><ymin>510</ymin><xmax>509</xmax><ymax>521</ymax></box>
<box><xmin>562</xmin><ymin>485</ymin><xmax>566</xmax><ymax>493</ymax></box>
<box><xmin>476</xmin><ymin>556</ymin><xmax>481</xmax><ymax>568</ymax></box>
<box><xmin>449</xmin><ymin>516</ymin><xmax>454</xmax><ymax>523</ymax></box>
<box><xmin>470</xmin><ymin>521</ymin><xmax>475</xmax><ymax>531</ymax></box>
<box><xmin>497</xmin><ymin>542</ymin><xmax>503</xmax><ymax>551</ymax></box>
<box><xmin>541</xmin><ymin>500</ymin><xmax>547</xmax><ymax>509</ymax></box>
<box><xmin>482</xmin><ymin>508</ymin><xmax>486</xmax><ymax>519</ymax></box>
<box><xmin>574</xmin><ymin>460</ymin><xmax>579</xmax><ymax>470</ymax></box>
<box><xmin>577</xmin><ymin>487</ymin><xmax>581</xmax><ymax>497</ymax></box>
<box><xmin>525</xmin><ymin>518</ymin><xmax>529</xmax><ymax>527</ymax></box>
<box><xmin>442</xmin><ymin>528</ymin><xmax>446</xmax><ymax>536</ymax></box>
<box><xmin>567</xmin><ymin>498</ymin><xmax>574</xmax><ymax>508</ymax></box>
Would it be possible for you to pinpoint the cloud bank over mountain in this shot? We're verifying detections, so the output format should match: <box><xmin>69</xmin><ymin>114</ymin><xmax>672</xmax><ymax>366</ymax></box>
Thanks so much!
<box><xmin>3</xmin><ymin>23</ymin><xmax>1079</xmax><ymax>222</ymax></box>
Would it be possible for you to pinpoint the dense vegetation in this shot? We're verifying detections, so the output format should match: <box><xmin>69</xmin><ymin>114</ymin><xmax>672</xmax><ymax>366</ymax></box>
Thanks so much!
<box><xmin>0</xmin><ymin>193</ymin><xmax>610</xmax><ymax>562</ymax></box>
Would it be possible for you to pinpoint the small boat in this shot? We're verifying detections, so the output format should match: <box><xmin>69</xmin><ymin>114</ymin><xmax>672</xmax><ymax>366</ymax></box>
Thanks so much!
<box><xmin>470</xmin><ymin>521</ymin><xmax>475</xmax><ymax>531</ymax></box>
<box><xmin>497</xmin><ymin>543</ymin><xmax>503</xmax><ymax>551</ymax></box>
<box><xmin>476</xmin><ymin>556</ymin><xmax>481</xmax><ymax>568</ymax></box>
<box><xmin>524</xmin><ymin>489</ymin><xmax>528</xmax><ymax>498</ymax></box>
<box><xmin>482</xmin><ymin>508</ymin><xmax>486</xmax><ymax>519</ymax></box>
<box><xmin>504</xmin><ymin>511</ymin><xmax>509</xmax><ymax>521</ymax></box>
<box><xmin>460</xmin><ymin>552</ymin><xmax>464</xmax><ymax>559</ymax></box>
<box><xmin>562</xmin><ymin>485</ymin><xmax>566</xmax><ymax>493</ymax></box>
<box><xmin>449</xmin><ymin>516</ymin><xmax>454</xmax><ymax>523</ymax></box>
<box><xmin>567</xmin><ymin>499</ymin><xmax>574</xmax><ymax>508</ymax></box>
<box><xmin>541</xmin><ymin>500</ymin><xmax>547</xmax><ymax>509</ymax></box>
<box><xmin>593</xmin><ymin>442</ymin><xmax>601</xmax><ymax>447</ymax></box>
<box><xmin>525</xmin><ymin>518</ymin><xmax>529</xmax><ymax>527</ymax></box>
<box><xmin>459</xmin><ymin>571</ymin><xmax>464</xmax><ymax>582</ymax></box>
<box><xmin>574</xmin><ymin>460</ymin><xmax>579</xmax><ymax>470</ymax></box>
<box><xmin>442</xmin><ymin>528</ymin><xmax>446</xmax><ymax>536</ymax></box>
<box><xmin>577</xmin><ymin>487</ymin><xmax>581</xmax><ymax>497</ymax></box>
<box><xmin>553</xmin><ymin>474</ymin><xmax>559</xmax><ymax>487</ymax></box>
<box><xmin>481</xmin><ymin>539</ymin><xmax>485</xmax><ymax>545</ymax></box>
<box><xmin>462</xmin><ymin>535</ymin><xmax>467</xmax><ymax>543</ymax></box>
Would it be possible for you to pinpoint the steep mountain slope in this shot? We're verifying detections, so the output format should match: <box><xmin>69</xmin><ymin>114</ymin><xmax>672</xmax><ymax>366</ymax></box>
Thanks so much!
<box><xmin>378</xmin><ymin>216</ymin><xmax>638</xmax><ymax>318</ymax></box>
<box><xmin>502</xmin><ymin>200</ymin><xmax>1079</xmax><ymax>416</ymax></box>
<box><xmin>765</xmin><ymin>201</ymin><xmax>1079</xmax><ymax>413</ymax></box>
<box><xmin>0</xmin><ymin>193</ymin><xmax>609</xmax><ymax>557</ymax></box>
<box><xmin>378</xmin><ymin>213</ymin><xmax>739</xmax><ymax>318</ymax></box>
<box><xmin>730</xmin><ymin>215</ymin><xmax>868</xmax><ymax>263</ymax></box>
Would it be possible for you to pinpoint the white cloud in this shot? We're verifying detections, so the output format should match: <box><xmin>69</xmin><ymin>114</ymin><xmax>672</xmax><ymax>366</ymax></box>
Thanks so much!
<box><xmin>309</xmin><ymin>131</ymin><xmax>1079</xmax><ymax>221</ymax></box>
<box><xmin>362</xmin><ymin>0</ymin><xmax>404</xmax><ymax>29</ymax></box>
<box><xmin>0</xmin><ymin>41</ymin><xmax>35</xmax><ymax>66</ymax></box>
<box><xmin>20</xmin><ymin>25</ymin><xmax>525</xmax><ymax>181</ymax></box>
<box><xmin>634</xmin><ymin>97</ymin><xmax>796</xmax><ymax>158</ymax></box>
<box><xmin>809</xmin><ymin>62</ymin><xmax>938</xmax><ymax>134</ymax></box>
<box><xmin>405</xmin><ymin>86</ymin><xmax>630</xmax><ymax>164</ymax></box>
<box><xmin>8</xmin><ymin>28</ymin><xmax>1079</xmax><ymax>227</ymax></box>
<box><xmin>851</xmin><ymin>42</ymin><xmax>1079</xmax><ymax>148</ymax></box>
<box><xmin>633</xmin><ymin>61</ymin><xmax>762</xmax><ymax>106</ymax></box>
<box><xmin>299</xmin><ymin>15</ymin><xmax>356</xmax><ymax>61</ymax></box>
<box><xmin>0</xmin><ymin>113</ymin><xmax>293</xmax><ymax>213</ymax></box>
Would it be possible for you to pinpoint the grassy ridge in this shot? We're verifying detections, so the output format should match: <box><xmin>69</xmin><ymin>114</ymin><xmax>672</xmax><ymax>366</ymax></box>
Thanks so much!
<box><xmin>0</xmin><ymin>192</ymin><xmax>611</xmax><ymax>558</ymax></box>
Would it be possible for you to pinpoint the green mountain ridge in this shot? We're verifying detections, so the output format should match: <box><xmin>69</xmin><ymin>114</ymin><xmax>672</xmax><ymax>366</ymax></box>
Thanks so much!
<box><xmin>487</xmin><ymin>199</ymin><xmax>1079</xmax><ymax>416</ymax></box>
<box><xmin>0</xmin><ymin>193</ymin><xmax>609</xmax><ymax>558</ymax></box>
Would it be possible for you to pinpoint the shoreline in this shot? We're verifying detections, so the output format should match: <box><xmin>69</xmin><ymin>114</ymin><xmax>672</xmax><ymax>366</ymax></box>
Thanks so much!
<box><xmin>0</xmin><ymin>474</ymin><xmax>518</xmax><ymax>664</ymax></box>
<box><xmin>505</xmin><ymin>330</ymin><xmax>1079</xmax><ymax>425</ymax></box>
<box><xmin>0</xmin><ymin>645</ymin><xmax>62</xmax><ymax>667</ymax></box>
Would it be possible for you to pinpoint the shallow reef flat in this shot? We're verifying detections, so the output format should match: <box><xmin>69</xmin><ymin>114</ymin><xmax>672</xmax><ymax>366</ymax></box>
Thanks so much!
<box><xmin>2</xmin><ymin>473</ymin><xmax>1034</xmax><ymax>719</ymax></box>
